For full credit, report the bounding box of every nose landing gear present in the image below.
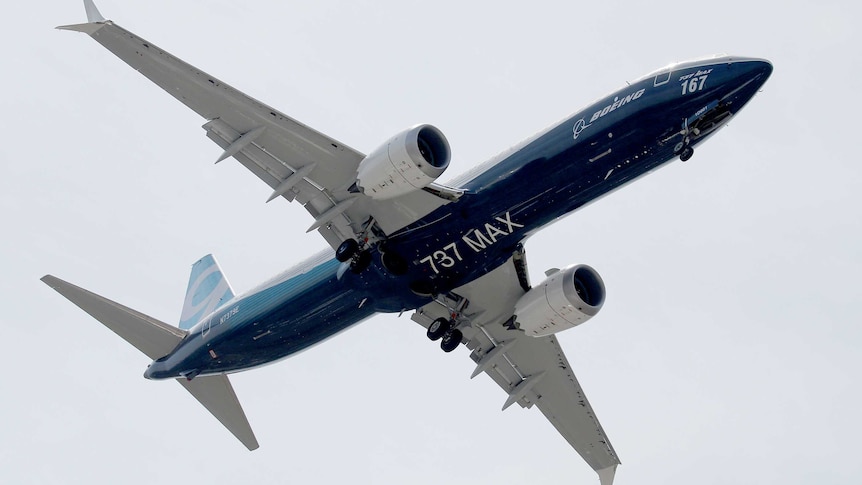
[670,100,733,163]
[673,121,699,162]
[677,145,694,162]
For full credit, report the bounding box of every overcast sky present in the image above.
[3,1,860,484]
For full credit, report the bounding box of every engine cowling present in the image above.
[514,264,606,337]
[356,124,450,200]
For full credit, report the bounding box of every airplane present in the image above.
[43,2,772,483]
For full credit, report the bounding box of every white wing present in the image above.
[59,13,454,249]
[412,252,620,485]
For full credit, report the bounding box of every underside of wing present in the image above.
[412,251,620,483]
[59,7,455,248]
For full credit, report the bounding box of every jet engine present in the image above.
[514,264,606,337]
[356,124,450,200]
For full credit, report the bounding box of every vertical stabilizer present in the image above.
[179,255,235,330]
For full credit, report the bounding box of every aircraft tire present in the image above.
[440,329,463,353]
[680,146,694,162]
[427,318,451,341]
[335,239,359,262]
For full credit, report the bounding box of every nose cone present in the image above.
[143,360,171,380]
[734,57,773,84]
[713,57,773,111]
[723,57,773,95]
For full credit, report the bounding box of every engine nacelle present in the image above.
[514,264,606,337]
[356,124,450,200]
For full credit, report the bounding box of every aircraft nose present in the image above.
[733,57,773,84]
[143,360,169,380]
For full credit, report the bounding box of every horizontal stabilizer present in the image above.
[177,375,259,450]
[41,275,186,360]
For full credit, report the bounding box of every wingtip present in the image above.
[57,0,107,33]
[56,22,104,34]
[40,274,60,287]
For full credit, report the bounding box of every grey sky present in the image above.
[3,1,860,484]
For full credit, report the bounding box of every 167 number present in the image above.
[681,75,708,95]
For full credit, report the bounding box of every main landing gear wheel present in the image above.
[426,318,451,341]
[335,239,359,262]
[440,329,463,353]
[679,146,694,162]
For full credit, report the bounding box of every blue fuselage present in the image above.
[145,57,772,380]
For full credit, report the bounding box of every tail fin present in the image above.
[41,275,186,359]
[179,255,235,330]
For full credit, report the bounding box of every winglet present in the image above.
[597,465,617,485]
[84,0,105,22]
[57,0,107,33]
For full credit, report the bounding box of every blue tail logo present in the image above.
[179,255,235,330]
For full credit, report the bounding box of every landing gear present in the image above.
[336,238,372,273]
[335,239,359,262]
[679,146,694,162]
[425,317,462,352]
[440,329,463,353]
[674,139,694,162]
[426,318,451,341]
[420,294,469,352]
